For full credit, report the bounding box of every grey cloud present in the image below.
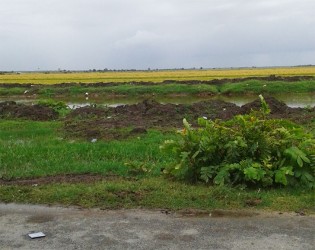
[0,0,314,70]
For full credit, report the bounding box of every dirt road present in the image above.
[0,203,314,250]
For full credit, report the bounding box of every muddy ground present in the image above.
[0,101,58,121]
[64,97,314,140]
[1,97,314,140]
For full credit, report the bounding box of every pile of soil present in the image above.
[241,96,315,122]
[64,97,314,140]
[1,98,313,139]
[0,101,58,121]
[64,99,242,139]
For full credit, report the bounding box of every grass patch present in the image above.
[0,120,175,179]
[220,80,315,94]
[0,177,313,213]
[0,87,27,96]
[62,84,218,96]
[0,119,314,212]
[1,80,314,98]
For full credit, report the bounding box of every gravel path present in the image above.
[0,203,314,250]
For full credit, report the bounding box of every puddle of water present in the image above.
[1,93,314,108]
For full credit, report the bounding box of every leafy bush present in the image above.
[161,96,315,188]
[37,99,69,116]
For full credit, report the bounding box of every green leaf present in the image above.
[174,164,181,170]
[259,95,271,115]
[192,150,200,160]
[304,172,314,182]
[214,168,229,186]
[275,170,287,185]
[198,117,207,127]
[244,167,258,180]
[200,167,215,183]
[284,146,311,167]
[183,118,190,130]
[300,154,311,164]
[297,156,303,167]
[275,167,293,185]
[243,165,265,181]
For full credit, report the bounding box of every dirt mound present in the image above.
[64,98,314,140]
[241,96,315,123]
[0,101,58,121]
[64,100,242,139]
[241,96,289,114]
[66,106,109,119]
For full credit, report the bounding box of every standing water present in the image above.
[0,93,314,109]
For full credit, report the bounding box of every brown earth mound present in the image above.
[64,98,314,140]
[1,98,312,139]
[241,96,315,122]
[64,99,242,139]
[0,101,58,121]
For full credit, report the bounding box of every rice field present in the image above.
[1,66,315,84]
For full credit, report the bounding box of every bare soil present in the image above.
[64,97,315,140]
[1,97,313,139]
[0,101,58,121]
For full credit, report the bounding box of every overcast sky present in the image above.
[1,0,314,70]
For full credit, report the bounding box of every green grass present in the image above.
[0,87,27,96]
[220,80,315,94]
[0,178,313,212]
[0,120,175,179]
[0,119,314,213]
[0,84,218,97]
[63,84,218,96]
[1,80,314,98]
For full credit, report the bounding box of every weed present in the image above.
[161,96,315,188]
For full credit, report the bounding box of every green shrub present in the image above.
[37,99,69,116]
[161,96,315,188]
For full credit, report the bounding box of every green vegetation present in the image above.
[1,80,314,98]
[220,80,315,94]
[0,118,314,212]
[36,100,69,116]
[0,87,26,96]
[161,96,315,188]
[62,84,218,96]
[0,178,313,212]
[0,121,174,179]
